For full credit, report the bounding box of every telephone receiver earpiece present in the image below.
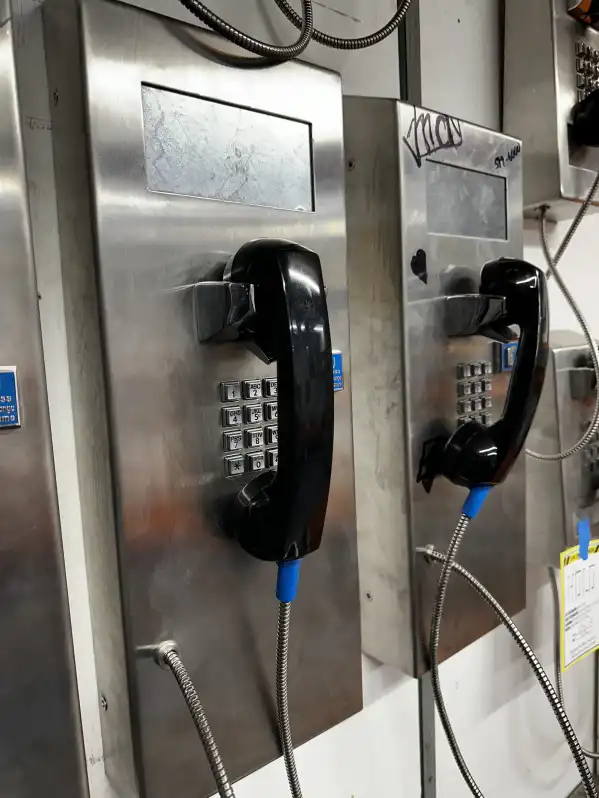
[419,258,549,490]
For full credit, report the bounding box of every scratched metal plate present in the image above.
[141,85,314,211]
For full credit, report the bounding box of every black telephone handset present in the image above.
[422,258,549,490]
[224,240,334,562]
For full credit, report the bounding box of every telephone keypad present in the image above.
[220,374,278,477]
[456,359,495,428]
[243,380,262,400]
[224,455,245,476]
[221,381,242,402]
[576,40,599,100]
[265,401,278,421]
[222,406,243,427]
[245,428,264,449]
[264,377,278,397]
[223,431,244,451]
[247,452,266,472]
[245,404,264,424]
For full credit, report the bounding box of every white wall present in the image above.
[36,1,598,797]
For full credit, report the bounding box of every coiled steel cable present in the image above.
[526,174,599,461]
[422,522,598,798]
[163,648,236,798]
[272,0,413,50]
[174,0,314,61]
[548,565,599,760]
[277,601,302,798]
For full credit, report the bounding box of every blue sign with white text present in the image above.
[0,369,20,428]
[333,351,343,392]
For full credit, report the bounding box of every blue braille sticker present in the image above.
[332,351,343,392]
[0,368,20,429]
[501,342,519,372]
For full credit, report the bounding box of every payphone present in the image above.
[528,331,599,565]
[344,97,533,674]
[505,0,599,219]
[35,0,361,796]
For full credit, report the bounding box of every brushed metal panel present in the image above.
[0,3,87,795]
[504,0,599,220]
[527,330,599,567]
[141,86,314,211]
[43,1,361,796]
[346,97,525,674]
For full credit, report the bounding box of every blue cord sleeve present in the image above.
[276,560,301,602]
[462,486,493,519]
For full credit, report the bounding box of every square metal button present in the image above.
[484,380,492,392]
[247,451,265,472]
[243,380,262,400]
[264,377,278,398]
[266,448,278,468]
[472,398,483,412]
[484,397,492,409]
[266,425,278,445]
[222,406,243,427]
[223,430,244,452]
[224,455,245,477]
[245,427,264,449]
[265,401,278,421]
[473,381,483,394]
[483,362,493,375]
[221,381,242,402]
[244,404,263,424]
[458,364,472,379]
[472,363,482,377]
[458,382,473,397]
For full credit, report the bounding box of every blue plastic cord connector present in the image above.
[276,560,301,603]
[462,485,493,519]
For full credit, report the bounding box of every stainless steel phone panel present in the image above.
[505,0,599,219]
[44,0,361,795]
[0,3,86,794]
[528,331,599,566]
[346,97,525,674]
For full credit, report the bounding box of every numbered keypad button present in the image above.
[223,431,244,452]
[244,404,263,424]
[222,406,242,427]
[247,452,265,472]
[245,428,264,449]
[265,401,278,421]
[243,380,262,400]
[264,377,278,397]
[221,381,242,402]
[224,455,245,476]
[266,425,278,445]
[266,448,278,468]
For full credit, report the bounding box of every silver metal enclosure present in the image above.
[345,98,525,675]
[504,0,599,220]
[40,0,362,796]
[0,1,86,794]
[527,331,599,567]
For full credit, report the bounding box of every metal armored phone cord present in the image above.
[151,641,236,798]
[153,560,303,798]
[425,487,598,798]
[526,171,599,461]
[548,565,599,760]
[172,0,412,61]
[174,0,314,61]
[276,560,303,798]
[272,0,413,50]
